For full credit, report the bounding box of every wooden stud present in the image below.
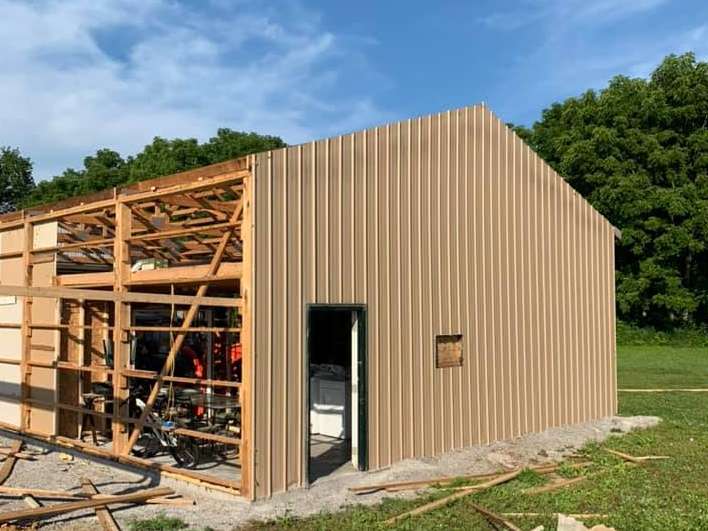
[112,202,131,454]
[20,219,32,432]
[239,169,254,499]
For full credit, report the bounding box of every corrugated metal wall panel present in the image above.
[252,104,617,498]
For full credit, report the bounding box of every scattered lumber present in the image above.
[0,484,193,507]
[469,502,522,531]
[0,448,37,461]
[384,469,522,526]
[81,478,120,531]
[0,485,86,500]
[0,442,22,485]
[604,449,669,464]
[0,486,173,524]
[351,461,591,495]
[524,475,588,495]
[148,495,196,507]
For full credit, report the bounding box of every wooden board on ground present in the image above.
[81,478,120,531]
[470,502,522,531]
[351,461,591,495]
[384,469,522,526]
[524,475,587,495]
[0,441,22,485]
[0,486,173,524]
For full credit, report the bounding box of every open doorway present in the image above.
[306,305,366,484]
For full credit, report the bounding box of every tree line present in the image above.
[1,53,706,330]
[0,129,285,212]
[515,53,707,329]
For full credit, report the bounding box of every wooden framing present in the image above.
[0,160,252,496]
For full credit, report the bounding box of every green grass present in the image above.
[618,345,708,388]
[241,345,708,530]
[129,514,189,531]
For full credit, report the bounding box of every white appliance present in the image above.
[310,375,351,439]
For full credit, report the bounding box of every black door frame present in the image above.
[304,304,368,486]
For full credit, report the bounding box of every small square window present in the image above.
[435,334,463,368]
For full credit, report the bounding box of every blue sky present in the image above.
[1,0,707,180]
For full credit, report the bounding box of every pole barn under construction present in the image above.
[0,104,617,500]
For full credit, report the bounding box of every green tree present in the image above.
[0,147,35,213]
[24,149,128,207]
[22,130,285,208]
[517,53,708,328]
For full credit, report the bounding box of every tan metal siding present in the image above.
[252,104,617,498]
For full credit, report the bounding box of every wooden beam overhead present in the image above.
[0,284,242,308]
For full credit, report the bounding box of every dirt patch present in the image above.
[0,415,659,529]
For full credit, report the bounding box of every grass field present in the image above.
[243,346,708,531]
[131,346,708,530]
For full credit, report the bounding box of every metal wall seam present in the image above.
[480,107,490,444]
[405,119,415,459]
[462,108,472,447]
[521,135,531,435]
[503,124,514,439]
[415,118,424,456]
[371,127,380,468]
[510,128,520,437]
[297,145,304,485]
[394,121,403,463]
[424,115,434,456]
[252,104,616,498]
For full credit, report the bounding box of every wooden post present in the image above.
[112,201,131,453]
[20,218,33,431]
[239,169,254,499]
[122,197,244,455]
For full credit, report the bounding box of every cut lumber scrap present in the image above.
[0,485,85,500]
[0,448,36,461]
[148,495,195,506]
[604,449,668,463]
[470,502,521,531]
[80,478,120,531]
[0,441,22,485]
[524,475,587,495]
[0,486,173,524]
[351,462,591,495]
[618,388,708,393]
[22,495,41,509]
[604,449,641,464]
[0,485,191,507]
[384,469,522,526]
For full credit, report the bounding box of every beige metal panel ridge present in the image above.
[251,104,617,498]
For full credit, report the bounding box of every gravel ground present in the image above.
[0,415,659,530]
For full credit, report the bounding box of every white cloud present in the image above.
[0,0,388,180]
[480,0,668,31]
